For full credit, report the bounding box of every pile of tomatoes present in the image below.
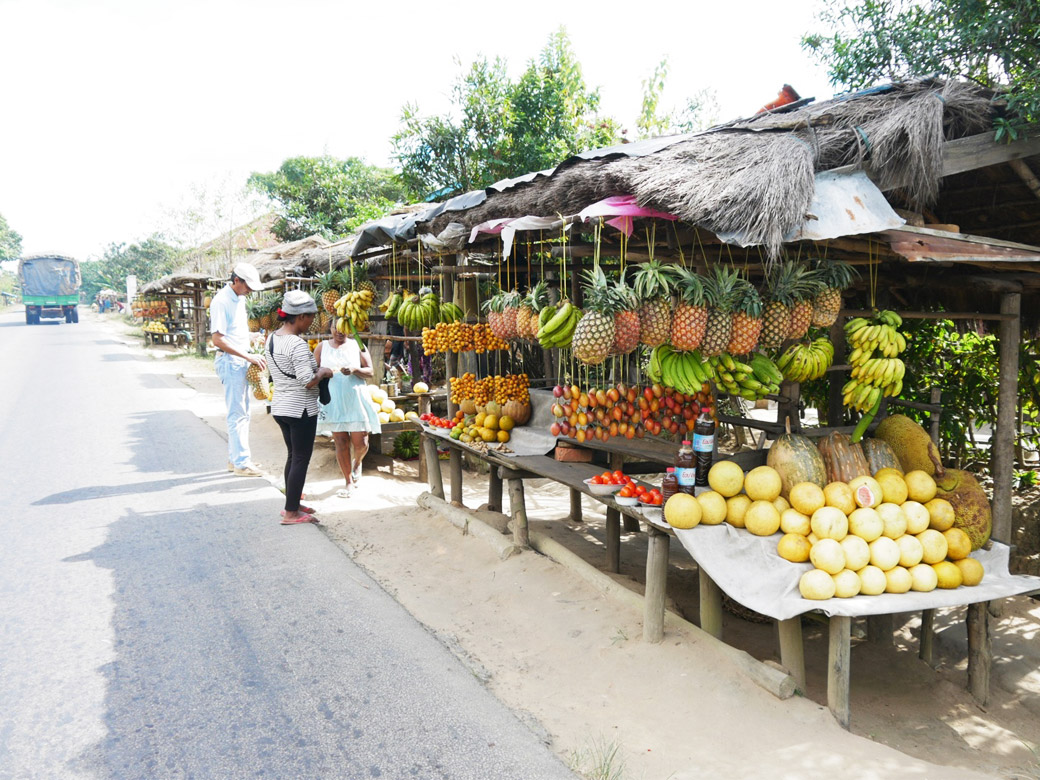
[420,413,455,429]
[588,470,664,506]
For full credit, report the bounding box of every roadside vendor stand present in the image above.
[350,81,1040,726]
[135,273,214,354]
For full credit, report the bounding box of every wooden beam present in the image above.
[1008,158,1040,202]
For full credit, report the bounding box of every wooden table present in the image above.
[418,425,1020,729]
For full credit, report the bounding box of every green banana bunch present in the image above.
[384,291,404,318]
[439,301,464,324]
[777,338,835,383]
[648,345,715,395]
[536,301,581,348]
[706,350,782,401]
[843,309,907,411]
[396,291,441,331]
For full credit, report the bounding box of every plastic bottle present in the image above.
[693,410,716,487]
[675,440,696,495]
[661,467,680,503]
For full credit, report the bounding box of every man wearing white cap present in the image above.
[210,263,267,476]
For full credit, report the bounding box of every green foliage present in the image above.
[392,28,623,201]
[802,0,1040,134]
[248,156,407,242]
[80,235,181,302]
[0,212,23,264]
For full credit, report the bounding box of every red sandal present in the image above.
[280,513,318,525]
[281,506,316,516]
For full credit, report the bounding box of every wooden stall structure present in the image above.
[335,78,1040,725]
[135,273,215,354]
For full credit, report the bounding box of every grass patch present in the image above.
[569,736,627,780]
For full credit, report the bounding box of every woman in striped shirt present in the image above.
[266,290,333,525]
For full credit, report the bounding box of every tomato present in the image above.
[634,485,647,496]
[600,471,613,482]
[612,469,625,481]
[589,476,602,485]
[652,494,663,506]
[618,486,633,498]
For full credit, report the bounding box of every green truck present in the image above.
[19,254,81,324]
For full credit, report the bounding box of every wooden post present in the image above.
[778,380,801,434]
[928,388,942,444]
[569,488,583,523]
[967,601,992,705]
[643,528,669,643]
[507,478,529,548]
[919,609,936,667]
[449,448,463,506]
[422,434,444,498]
[698,569,723,639]
[777,618,806,693]
[827,318,846,426]
[867,614,893,645]
[828,615,852,729]
[488,467,503,512]
[991,292,1020,545]
[605,506,621,573]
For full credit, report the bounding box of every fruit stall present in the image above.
[134,273,215,353]
[339,80,1040,724]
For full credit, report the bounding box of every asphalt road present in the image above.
[0,312,575,780]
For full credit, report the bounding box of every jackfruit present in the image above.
[874,415,945,478]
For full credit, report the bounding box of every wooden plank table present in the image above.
[418,425,1015,729]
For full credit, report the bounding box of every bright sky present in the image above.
[1,0,835,261]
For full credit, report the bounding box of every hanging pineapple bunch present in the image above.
[665,265,708,352]
[727,277,763,356]
[316,271,344,316]
[246,298,262,332]
[609,278,641,355]
[701,266,742,357]
[758,261,800,350]
[307,291,326,334]
[786,264,823,340]
[630,259,673,348]
[571,266,617,366]
[516,281,549,341]
[811,260,857,327]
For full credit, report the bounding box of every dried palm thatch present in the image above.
[422,79,995,259]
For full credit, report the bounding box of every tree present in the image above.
[80,235,181,301]
[635,58,721,139]
[248,156,407,242]
[392,28,623,201]
[802,0,1040,138]
[0,212,23,264]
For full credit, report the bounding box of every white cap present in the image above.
[232,263,262,291]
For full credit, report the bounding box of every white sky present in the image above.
[1,0,836,261]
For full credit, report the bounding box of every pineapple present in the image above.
[316,271,343,315]
[610,280,641,355]
[257,295,277,331]
[631,259,673,348]
[500,290,522,340]
[811,260,857,327]
[246,298,261,333]
[516,282,548,341]
[665,266,708,352]
[701,266,741,356]
[727,278,763,355]
[349,262,377,299]
[786,264,823,340]
[759,262,800,350]
[572,267,616,366]
[483,291,518,341]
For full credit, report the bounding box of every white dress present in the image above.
[316,339,381,434]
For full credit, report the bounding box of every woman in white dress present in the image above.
[315,321,381,497]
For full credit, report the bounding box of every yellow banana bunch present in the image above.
[334,289,375,332]
[777,338,834,383]
[842,310,907,411]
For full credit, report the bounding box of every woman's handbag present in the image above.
[318,377,332,405]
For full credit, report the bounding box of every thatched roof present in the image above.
[138,272,212,295]
[249,234,332,280]
[416,79,994,257]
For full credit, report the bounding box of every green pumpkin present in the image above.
[766,433,827,499]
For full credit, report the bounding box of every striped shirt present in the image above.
[267,333,320,418]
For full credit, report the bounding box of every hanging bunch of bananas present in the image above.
[777,337,835,382]
[708,351,784,401]
[646,344,715,395]
[841,310,907,412]
[396,288,440,331]
[439,301,464,323]
[536,300,582,348]
[334,287,375,333]
[379,289,407,319]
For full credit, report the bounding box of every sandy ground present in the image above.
[111,313,1040,780]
